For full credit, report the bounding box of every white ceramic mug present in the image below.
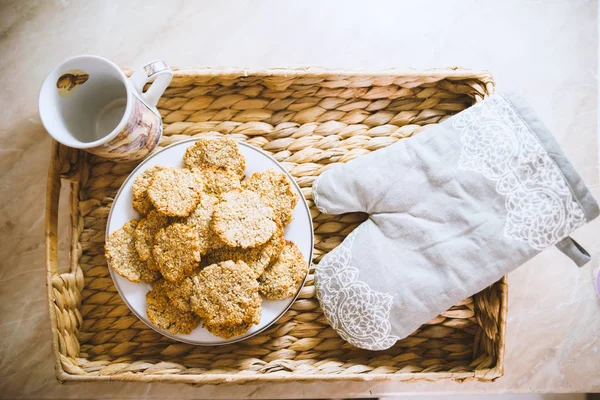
[39,55,173,161]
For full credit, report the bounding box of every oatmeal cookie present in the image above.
[183,137,246,178]
[242,169,298,226]
[204,307,262,339]
[192,166,241,196]
[132,165,166,215]
[205,218,284,278]
[162,274,195,312]
[147,168,203,217]
[259,240,307,300]
[153,223,202,282]
[184,194,222,255]
[105,220,161,283]
[134,210,170,271]
[146,279,200,334]
[190,260,261,326]
[212,190,277,248]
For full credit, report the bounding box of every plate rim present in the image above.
[105,137,314,346]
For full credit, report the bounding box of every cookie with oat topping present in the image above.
[184,194,222,255]
[105,220,161,283]
[162,273,198,312]
[183,137,246,178]
[152,223,201,282]
[259,240,307,300]
[134,210,170,271]
[146,279,200,334]
[147,168,203,217]
[212,190,277,249]
[132,165,166,215]
[241,169,298,226]
[205,218,284,278]
[204,307,262,339]
[192,166,241,196]
[190,260,262,326]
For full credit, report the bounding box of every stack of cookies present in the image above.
[105,138,308,339]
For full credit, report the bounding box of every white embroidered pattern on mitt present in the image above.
[315,228,399,350]
[454,95,586,250]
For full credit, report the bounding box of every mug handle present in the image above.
[130,60,173,108]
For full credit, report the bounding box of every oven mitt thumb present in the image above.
[313,92,599,351]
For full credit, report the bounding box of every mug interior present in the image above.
[39,56,130,148]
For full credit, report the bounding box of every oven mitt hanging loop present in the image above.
[313,92,598,351]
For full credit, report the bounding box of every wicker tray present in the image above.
[46,67,507,384]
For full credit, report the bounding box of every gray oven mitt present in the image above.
[313,92,599,350]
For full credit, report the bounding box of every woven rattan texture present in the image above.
[46,69,506,384]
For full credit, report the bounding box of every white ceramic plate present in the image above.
[106,138,314,345]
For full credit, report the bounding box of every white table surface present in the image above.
[0,0,598,397]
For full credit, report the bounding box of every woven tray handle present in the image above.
[45,140,85,364]
[46,141,81,275]
[46,141,62,276]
